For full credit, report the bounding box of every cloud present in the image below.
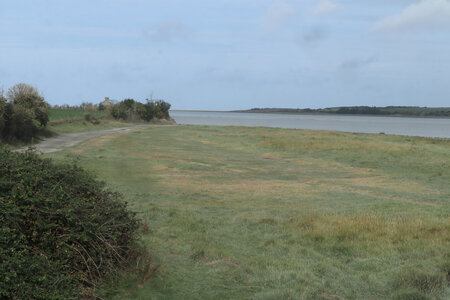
[372,0,450,32]
[339,57,377,70]
[313,0,342,16]
[264,0,296,32]
[143,19,194,42]
[299,26,329,46]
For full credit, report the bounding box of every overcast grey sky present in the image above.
[1,0,449,109]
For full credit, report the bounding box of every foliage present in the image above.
[243,106,450,117]
[110,98,171,122]
[336,106,382,114]
[0,91,6,136]
[0,148,140,299]
[0,83,50,142]
[7,83,49,127]
[48,108,107,123]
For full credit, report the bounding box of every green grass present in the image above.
[45,125,450,299]
[47,118,136,134]
[2,118,135,150]
[47,108,122,134]
[48,108,108,121]
[46,108,172,134]
[5,108,170,149]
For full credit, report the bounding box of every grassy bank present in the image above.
[47,108,174,134]
[45,126,450,299]
[48,108,108,121]
[47,108,125,134]
[47,118,135,134]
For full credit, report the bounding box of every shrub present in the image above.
[7,83,49,127]
[110,98,171,122]
[8,104,38,141]
[153,100,171,119]
[110,99,139,121]
[0,93,6,135]
[1,83,49,142]
[139,101,156,121]
[0,148,140,299]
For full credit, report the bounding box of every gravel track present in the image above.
[15,125,149,154]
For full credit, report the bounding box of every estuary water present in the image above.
[171,110,450,138]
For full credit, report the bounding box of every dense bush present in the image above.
[0,148,140,299]
[0,94,7,135]
[110,98,171,122]
[0,83,49,142]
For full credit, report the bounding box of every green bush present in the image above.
[0,94,6,135]
[138,99,171,121]
[153,100,171,119]
[7,83,49,128]
[8,104,39,141]
[0,83,49,142]
[110,98,171,122]
[0,148,140,299]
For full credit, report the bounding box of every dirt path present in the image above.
[15,125,149,154]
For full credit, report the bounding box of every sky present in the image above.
[1,0,449,110]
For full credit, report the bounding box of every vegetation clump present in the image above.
[241,106,450,117]
[110,98,171,122]
[0,83,49,142]
[0,147,140,299]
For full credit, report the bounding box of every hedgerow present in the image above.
[0,147,140,299]
[110,98,171,122]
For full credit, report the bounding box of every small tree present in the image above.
[7,83,49,127]
[0,90,6,135]
[139,101,156,121]
[155,100,171,119]
[110,98,171,122]
[6,83,40,101]
[1,83,50,142]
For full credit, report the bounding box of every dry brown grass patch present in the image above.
[288,213,450,245]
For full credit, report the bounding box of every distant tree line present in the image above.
[335,106,382,115]
[52,98,172,122]
[110,98,171,121]
[0,83,49,142]
[241,106,450,117]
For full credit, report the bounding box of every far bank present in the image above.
[170,110,450,139]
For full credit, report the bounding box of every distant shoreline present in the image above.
[171,107,450,119]
[232,107,450,118]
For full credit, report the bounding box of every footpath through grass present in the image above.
[47,108,127,134]
[47,118,134,134]
[46,125,450,299]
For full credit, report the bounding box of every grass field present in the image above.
[45,108,143,135]
[45,125,450,299]
[46,118,135,134]
[46,108,173,134]
[48,108,108,121]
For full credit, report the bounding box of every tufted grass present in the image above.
[45,125,450,299]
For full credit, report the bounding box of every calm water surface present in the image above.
[171,110,450,138]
